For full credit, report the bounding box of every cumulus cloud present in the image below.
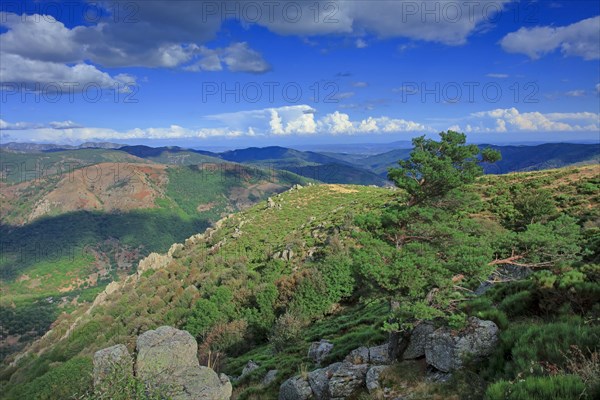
[0,105,431,142]
[500,16,600,60]
[1,0,511,80]
[0,53,136,90]
[221,42,271,73]
[451,108,600,133]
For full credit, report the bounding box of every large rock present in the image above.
[366,365,388,394]
[328,362,368,398]
[345,344,392,365]
[262,369,279,386]
[135,326,232,400]
[425,318,499,372]
[279,376,313,400]
[368,343,391,365]
[345,346,369,364]
[93,344,132,388]
[308,362,342,400]
[308,339,334,365]
[403,322,435,359]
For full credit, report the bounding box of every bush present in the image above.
[269,312,305,353]
[485,375,586,400]
[499,291,534,318]
[484,319,600,380]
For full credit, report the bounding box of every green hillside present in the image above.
[1,160,597,399]
[0,162,311,361]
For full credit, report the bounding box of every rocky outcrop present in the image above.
[137,252,172,276]
[279,376,313,400]
[328,362,369,398]
[93,344,132,388]
[94,326,231,400]
[280,341,393,399]
[403,321,435,359]
[425,317,499,372]
[308,339,334,365]
[345,343,391,365]
[366,365,388,394]
[308,362,342,399]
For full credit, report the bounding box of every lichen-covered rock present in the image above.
[135,326,232,399]
[279,376,313,400]
[403,322,435,359]
[366,365,388,393]
[241,360,260,379]
[345,346,370,364]
[308,339,334,365]
[425,318,499,372]
[328,362,368,398]
[93,344,132,388]
[345,344,392,365]
[368,343,391,365]
[262,369,278,386]
[308,362,342,399]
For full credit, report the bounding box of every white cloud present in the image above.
[0,54,136,90]
[566,90,585,97]
[49,120,83,130]
[355,38,368,48]
[352,82,368,88]
[452,108,600,132]
[0,105,431,142]
[500,16,600,60]
[221,42,271,73]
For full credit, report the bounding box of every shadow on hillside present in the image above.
[0,210,210,281]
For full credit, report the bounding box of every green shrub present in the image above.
[485,375,586,400]
[269,312,305,353]
[499,291,534,318]
[484,319,600,380]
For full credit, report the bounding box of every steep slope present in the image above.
[0,161,311,362]
[1,165,597,399]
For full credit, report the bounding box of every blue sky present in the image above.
[0,0,599,147]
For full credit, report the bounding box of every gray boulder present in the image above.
[368,343,391,365]
[241,360,260,379]
[366,365,388,393]
[279,376,313,400]
[403,322,435,359]
[308,362,342,400]
[425,318,499,372]
[262,369,278,386]
[93,344,132,388]
[308,339,334,365]
[345,344,392,365]
[328,362,368,398]
[135,326,232,400]
[345,346,369,364]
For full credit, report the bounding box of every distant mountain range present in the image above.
[1,142,598,185]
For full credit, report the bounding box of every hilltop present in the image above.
[1,163,598,399]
